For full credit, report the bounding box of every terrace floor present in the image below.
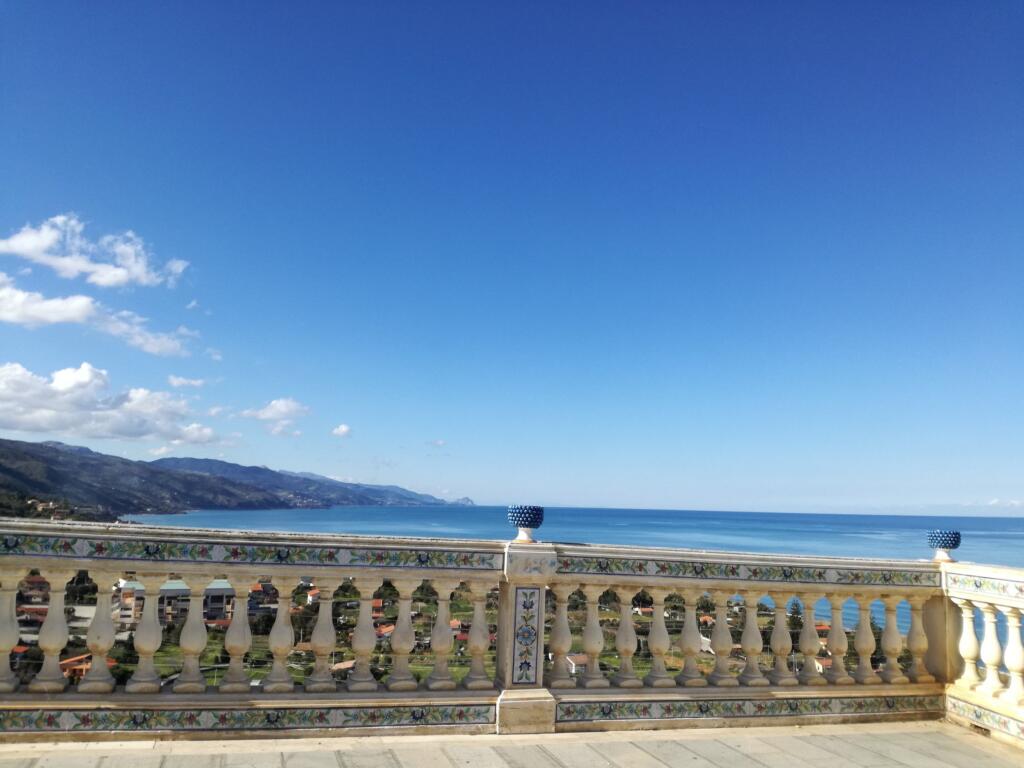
[0,721,1019,768]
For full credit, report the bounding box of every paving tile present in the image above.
[874,733,1018,768]
[441,746,509,768]
[282,753,341,768]
[490,745,560,768]
[35,757,104,768]
[337,750,400,768]
[538,743,619,768]
[390,745,453,768]
[675,739,754,768]
[590,741,670,768]
[632,739,720,768]
[223,753,283,768]
[161,757,222,768]
[99,756,165,768]
[0,760,38,768]
[789,735,895,767]
[833,733,960,768]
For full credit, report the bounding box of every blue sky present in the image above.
[1,3,1021,512]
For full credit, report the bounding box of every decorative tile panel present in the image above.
[556,555,939,588]
[0,533,502,571]
[512,586,541,684]
[945,572,1024,603]
[0,705,495,733]
[947,696,1024,743]
[556,695,943,723]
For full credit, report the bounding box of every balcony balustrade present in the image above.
[0,518,1020,749]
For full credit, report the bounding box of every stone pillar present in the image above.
[463,581,494,690]
[644,588,675,687]
[126,574,166,693]
[1000,607,1024,705]
[798,593,826,686]
[877,596,908,685]
[738,591,768,686]
[426,579,459,691]
[951,597,981,689]
[976,601,1004,695]
[676,589,707,686]
[349,576,384,692]
[580,583,609,688]
[28,569,75,693]
[547,583,576,689]
[768,593,797,686]
[305,578,341,693]
[387,578,420,692]
[708,590,738,686]
[79,573,118,693]
[173,574,209,693]
[906,595,934,683]
[611,587,641,687]
[853,594,882,685]
[825,593,854,685]
[262,576,296,693]
[219,574,254,693]
[0,568,28,693]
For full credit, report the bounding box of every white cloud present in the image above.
[149,445,173,457]
[428,439,446,447]
[242,397,308,436]
[168,375,205,388]
[207,405,226,417]
[0,214,188,288]
[0,361,217,444]
[987,498,1023,508]
[0,271,189,356]
[205,347,223,362]
[332,423,352,438]
[0,272,97,326]
[185,299,199,310]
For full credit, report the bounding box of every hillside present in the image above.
[0,438,470,518]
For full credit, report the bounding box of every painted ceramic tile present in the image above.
[945,572,1024,602]
[947,696,1024,742]
[512,586,541,684]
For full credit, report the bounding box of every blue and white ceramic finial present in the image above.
[507,505,544,543]
[926,529,961,562]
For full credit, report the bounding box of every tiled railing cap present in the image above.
[942,561,1024,608]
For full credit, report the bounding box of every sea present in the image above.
[126,505,1024,568]
[126,506,1023,636]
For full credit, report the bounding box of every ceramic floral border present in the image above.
[947,696,1024,743]
[945,572,1024,604]
[556,695,943,723]
[512,586,541,685]
[556,556,939,588]
[0,705,495,733]
[0,533,502,571]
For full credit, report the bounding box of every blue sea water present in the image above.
[126,505,1024,568]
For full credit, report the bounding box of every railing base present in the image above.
[946,688,1024,751]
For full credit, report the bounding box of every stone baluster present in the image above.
[611,587,641,687]
[28,569,75,693]
[853,594,881,684]
[1000,607,1024,704]
[708,590,738,686]
[548,583,577,688]
[878,596,908,684]
[463,581,494,690]
[951,597,981,689]
[219,575,254,693]
[348,576,383,691]
[768,593,797,686]
[79,573,118,693]
[580,584,609,688]
[173,574,210,693]
[644,588,675,687]
[675,589,707,686]
[126,574,167,693]
[305,578,341,693]
[976,601,1004,695]
[738,591,768,686]
[262,576,297,693]
[905,596,933,683]
[798,593,826,685]
[825,593,854,685]
[426,579,459,691]
[387,579,420,692]
[0,568,28,693]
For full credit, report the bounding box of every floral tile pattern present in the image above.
[945,572,1024,603]
[0,532,502,571]
[512,586,541,685]
[555,555,939,588]
[0,705,495,733]
[947,696,1024,742]
[556,695,943,722]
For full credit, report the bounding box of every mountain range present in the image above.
[0,437,472,519]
